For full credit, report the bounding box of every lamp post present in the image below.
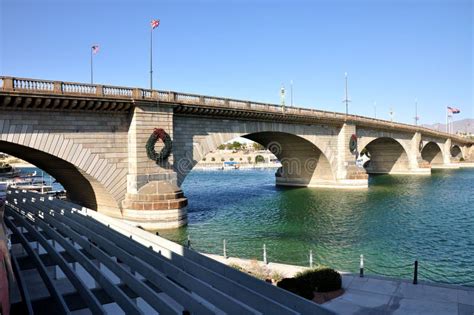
[343,72,351,115]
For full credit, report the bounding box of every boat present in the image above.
[221,161,240,170]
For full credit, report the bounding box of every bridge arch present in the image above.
[360,137,411,174]
[0,120,126,216]
[172,118,338,187]
[421,141,444,165]
[450,145,462,159]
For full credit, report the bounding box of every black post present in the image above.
[413,260,418,284]
[359,254,364,277]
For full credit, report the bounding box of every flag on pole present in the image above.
[447,106,460,114]
[91,45,100,54]
[151,19,160,29]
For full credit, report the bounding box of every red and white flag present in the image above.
[447,106,460,114]
[151,19,160,29]
[91,45,100,54]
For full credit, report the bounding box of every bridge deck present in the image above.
[5,190,333,314]
[1,76,471,145]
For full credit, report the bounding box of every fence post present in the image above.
[223,239,227,259]
[360,254,364,277]
[263,244,267,264]
[309,250,313,268]
[413,260,418,284]
[186,236,191,249]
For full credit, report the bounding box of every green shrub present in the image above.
[295,267,342,293]
[460,157,465,161]
[277,278,314,299]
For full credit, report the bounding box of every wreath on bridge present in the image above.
[146,128,172,163]
[349,134,358,154]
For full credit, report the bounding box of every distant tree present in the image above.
[211,157,216,162]
[247,156,252,163]
[253,142,265,151]
[255,155,265,163]
[230,157,234,161]
[202,157,206,161]
[217,144,226,150]
[239,157,243,161]
[221,158,225,162]
[232,141,242,150]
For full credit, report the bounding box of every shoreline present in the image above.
[203,252,474,292]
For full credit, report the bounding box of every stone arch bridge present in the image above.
[1,77,472,228]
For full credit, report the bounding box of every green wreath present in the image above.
[146,128,172,163]
[349,134,358,153]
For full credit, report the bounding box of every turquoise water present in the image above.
[159,168,474,286]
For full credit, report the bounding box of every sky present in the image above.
[1,0,472,125]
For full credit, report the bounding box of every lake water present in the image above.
[159,168,474,286]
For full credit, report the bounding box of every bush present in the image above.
[460,157,465,161]
[277,278,314,299]
[295,268,342,293]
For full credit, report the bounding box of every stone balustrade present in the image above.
[1,76,471,144]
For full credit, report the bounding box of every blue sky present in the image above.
[1,0,472,125]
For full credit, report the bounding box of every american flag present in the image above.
[91,45,99,54]
[151,19,160,29]
[447,106,460,114]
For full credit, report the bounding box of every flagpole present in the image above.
[446,108,448,133]
[90,47,93,84]
[150,26,153,90]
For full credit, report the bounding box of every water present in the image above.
[159,168,474,286]
[17,167,65,192]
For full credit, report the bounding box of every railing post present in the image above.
[263,244,267,264]
[309,250,313,268]
[96,85,103,97]
[199,96,205,104]
[224,99,230,107]
[186,235,191,249]
[53,81,62,93]
[246,101,251,109]
[2,77,13,91]
[169,92,176,102]
[132,88,141,99]
[413,260,418,284]
[223,239,227,259]
[360,254,364,277]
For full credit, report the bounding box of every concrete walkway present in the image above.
[325,274,474,315]
[205,253,474,315]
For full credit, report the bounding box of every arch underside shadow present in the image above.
[0,141,119,212]
[421,142,443,165]
[451,145,462,159]
[362,137,410,174]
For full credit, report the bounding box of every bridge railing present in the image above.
[1,76,470,143]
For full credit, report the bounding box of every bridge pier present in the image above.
[121,103,188,229]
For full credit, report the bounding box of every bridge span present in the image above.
[1,76,472,228]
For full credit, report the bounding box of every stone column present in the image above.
[121,102,187,229]
[408,132,430,174]
[335,123,368,188]
[443,138,452,165]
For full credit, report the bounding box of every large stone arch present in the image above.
[172,117,338,187]
[421,141,444,165]
[450,144,462,160]
[0,115,128,216]
[359,137,411,174]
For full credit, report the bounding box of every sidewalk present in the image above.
[205,253,474,315]
[325,274,474,315]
